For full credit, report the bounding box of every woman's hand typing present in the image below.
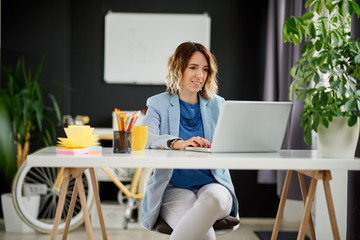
[172,136,211,150]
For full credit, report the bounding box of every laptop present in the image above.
[185,101,292,153]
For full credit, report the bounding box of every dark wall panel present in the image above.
[1,0,278,218]
[70,0,268,127]
[1,0,71,112]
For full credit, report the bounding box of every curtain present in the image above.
[347,1,360,238]
[258,0,310,200]
[261,0,360,237]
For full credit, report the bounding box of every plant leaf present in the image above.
[320,66,331,73]
[311,1,319,14]
[282,25,292,43]
[286,18,299,34]
[322,117,329,128]
[310,22,316,38]
[317,1,324,14]
[327,53,333,64]
[355,55,360,64]
[347,0,354,15]
[32,100,44,131]
[320,91,329,106]
[339,81,346,96]
[339,0,346,16]
[290,66,297,78]
[351,0,360,16]
[313,115,320,130]
[33,56,44,82]
[331,32,339,47]
[331,109,343,116]
[302,12,314,20]
[298,77,305,85]
[314,73,320,84]
[320,21,327,41]
[49,94,61,123]
[305,0,316,8]
[315,40,322,52]
[304,122,313,145]
[348,115,358,126]
[345,99,356,111]
[289,81,296,101]
[330,79,340,89]
[305,73,315,84]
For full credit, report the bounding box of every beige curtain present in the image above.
[258,0,309,199]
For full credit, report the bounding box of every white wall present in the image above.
[314,170,347,239]
[282,171,347,239]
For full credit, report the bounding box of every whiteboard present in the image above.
[104,12,211,85]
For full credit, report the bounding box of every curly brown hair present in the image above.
[165,42,218,100]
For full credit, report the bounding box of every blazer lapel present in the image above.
[168,95,180,137]
[199,96,212,141]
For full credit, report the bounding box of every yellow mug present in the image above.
[131,126,148,151]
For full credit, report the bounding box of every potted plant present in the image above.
[0,56,62,232]
[0,56,61,171]
[282,0,360,156]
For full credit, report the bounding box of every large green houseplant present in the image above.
[0,57,61,180]
[283,0,360,146]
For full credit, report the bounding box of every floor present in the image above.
[0,218,300,240]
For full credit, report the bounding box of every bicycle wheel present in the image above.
[12,163,95,233]
[122,168,153,229]
[138,168,153,195]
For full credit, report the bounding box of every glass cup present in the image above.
[131,126,148,151]
[113,131,132,153]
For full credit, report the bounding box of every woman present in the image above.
[141,42,239,240]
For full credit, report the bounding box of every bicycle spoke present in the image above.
[73,200,82,213]
[13,166,94,233]
[36,168,55,185]
[45,168,55,184]
[39,193,57,219]
[25,172,48,185]
[25,168,53,187]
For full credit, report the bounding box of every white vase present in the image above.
[317,117,360,158]
[1,193,40,232]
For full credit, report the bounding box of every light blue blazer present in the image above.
[140,92,239,230]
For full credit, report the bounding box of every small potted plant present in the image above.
[0,56,62,232]
[282,0,360,157]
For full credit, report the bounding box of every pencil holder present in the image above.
[113,131,132,153]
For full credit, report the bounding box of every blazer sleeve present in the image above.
[142,95,179,149]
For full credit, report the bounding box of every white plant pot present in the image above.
[317,117,360,158]
[1,193,40,232]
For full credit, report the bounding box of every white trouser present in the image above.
[159,183,233,240]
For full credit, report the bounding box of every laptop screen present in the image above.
[209,101,292,153]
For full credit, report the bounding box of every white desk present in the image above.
[26,147,360,240]
[27,147,360,170]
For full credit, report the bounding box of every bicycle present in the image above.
[12,160,95,233]
[99,167,153,229]
[12,114,152,233]
[12,156,153,233]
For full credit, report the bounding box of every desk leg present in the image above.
[89,168,108,240]
[298,172,316,240]
[62,180,79,240]
[51,168,71,240]
[74,171,94,240]
[271,170,293,240]
[297,177,317,240]
[323,171,340,240]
